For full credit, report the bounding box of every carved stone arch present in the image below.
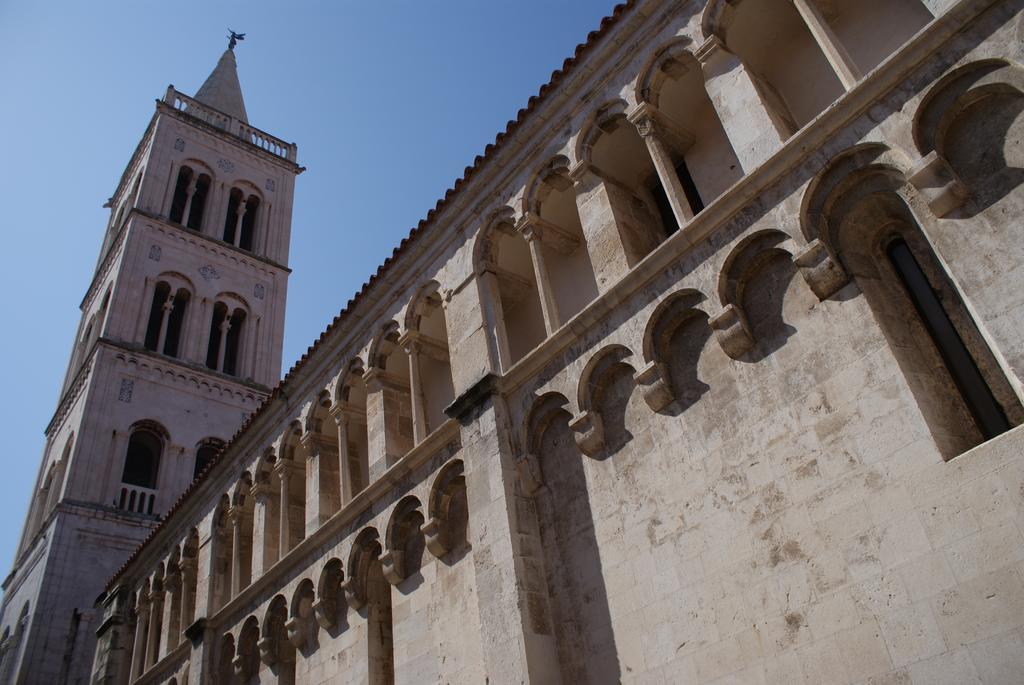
[473,206,518,271]
[313,558,344,629]
[403,280,441,332]
[335,358,367,404]
[181,158,216,182]
[259,594,290,666]
[279,420,303,463]
[636,289,710,412]
[216,632,235,684]
[914,59,1024,158]
[253,447,277,484]
[381,496,426,584]
[129,419,170,444]
[302,389,332,435]
[286,578,315,649]
[570,344,638,457]
[519,393,574,496]
[155,270,198,294]
[422,459,468,556]
[636,35,698,108]
[574,99,630,168]
[213,291,252,316]
[700,0,733,41]
[524,155,573,216]
[233,178,265,203]
[342,528,382,611]
[234,615,260,679]
[230,471,253,508]
[368,321,402,370]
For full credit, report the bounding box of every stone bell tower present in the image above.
[0,40,302,684]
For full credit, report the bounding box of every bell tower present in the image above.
[0,41,301,684]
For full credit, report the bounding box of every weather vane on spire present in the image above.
[228,30,245,50]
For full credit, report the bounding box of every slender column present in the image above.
[155,296,174,354]
[191,299,210,363]
[696,37,789,172]
[401,336,429,444]
[179,557,196,637]
[160,571,182,655]
[179,180,198,226]
[145,588,164,668]
[129,599,149,681]
[518,223,561,334]
[791,0,861,89]
[274,461,293,555]
[477,269,513,372]
[331,406,355,503]
[629,104,694,228]
[249,484,271,577]
[301,433,340,535]
[229,507,243,597]
[232,200,248,246]
[216,317,231,372]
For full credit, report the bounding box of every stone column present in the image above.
[570,162,662,291]
[628,103,695,229]
[216,316,231,373]
[229,507,244,597]
[696,37,789,173]
[128,598,149,681]
[518,222,561,335]
[330,406,356,504]
[190,298,210,364]
[145,587,164,668]
[160,571,182,655]
[249,483,274,577]
[180,179,198,226]
[476,269,513,372]
[155,296,174,354]
[791,0,861,89]
[179,557,197,637]
[233,200,248,246]
[399,334,430,444]
[274,460,294,555]
[363,369,413,481]
[301,432,340,536]
[446,379,560,681]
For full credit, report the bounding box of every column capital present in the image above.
[329,401,366,425]
[515,212,581,255]
[398,330,450,362]
[362,367,410,393]
[695,35,730,65]
[299,431,337,458]
[625,102,695,152]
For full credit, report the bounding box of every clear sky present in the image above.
[0,1,616,568]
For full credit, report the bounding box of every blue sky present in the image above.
[0,1,615,567]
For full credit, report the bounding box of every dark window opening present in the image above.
[650,181,678,237]
[239,196,259,251]
[676,158,704,216]
[144,282,171,352]
[887,238,1010,440]
[169,167,193,224]
[121,429,162,489]
[193,441,223,480]
[223,188,243,244]
[223,309,246,376]
[163,289,190,358]
[206,302,228,370]
[186,174,211,230]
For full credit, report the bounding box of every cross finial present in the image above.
[228,30,246,50]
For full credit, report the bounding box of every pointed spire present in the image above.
[194,47,249,123]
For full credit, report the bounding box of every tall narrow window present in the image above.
[169,167,194,224]
[223,309,246,376]
[121,429,162,489]
[206,303,228,371]
[186,174,211,230]
[886,238,1010,440]
[163,289,190,358]
[222,188,243,244]
[144,282,171,352]
[676,158,704,216]
[239,196,259,251]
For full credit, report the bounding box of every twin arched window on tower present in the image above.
[223,188,259,251]
[144,281,190,358]
[206,302,247,377]
[169,166,211,230]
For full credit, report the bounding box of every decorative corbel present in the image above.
[257,636,277,666]
[633,360,675,412]
[311,597,337,630]
[420,517,450,558]
[709,304,754,359]
[379,550,405,586]
[793,239,848,300]
[515,452,544,497]
[341,577,365,611]
[907,151,969,217]
[568,410,605,457]
[284,617,304,649]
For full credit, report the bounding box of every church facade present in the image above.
[9,0,1024,683]
[0,47,301,684]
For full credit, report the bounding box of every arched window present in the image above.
[144,283,190,357]
[121,428,162,490]
[223,190,260,251]
[168,166,211,230]
[240,195,259,251]
[193,439,224,480]
[222,188,243,244]
[206,304,247,376]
